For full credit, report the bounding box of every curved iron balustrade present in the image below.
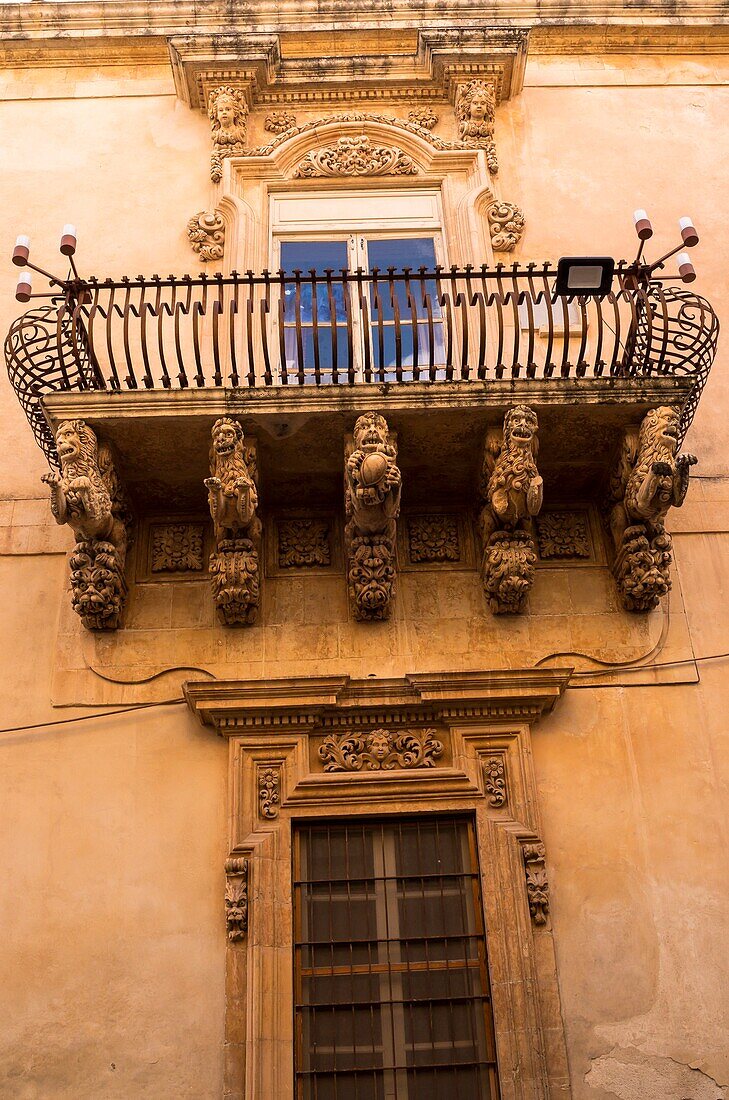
[5,266,719,467]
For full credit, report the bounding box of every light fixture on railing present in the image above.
[554,256,615,297]
[630,209,700,283]
[11,225,81,301]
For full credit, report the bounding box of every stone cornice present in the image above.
[184,668,573,732]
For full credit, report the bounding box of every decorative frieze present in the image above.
[42,420,133,631]
[487,201,525,252]
[606,406,695,611]
[344,412,401,620]
[407,107,438,130]
[484,755,508,807]
[294,136,417,178]
[242,113,460,160]
[535,511,591,560]
[209,84,248,182]
[257,765,281,819]
[456,80,498,174]
[407,514,460,563]
[265,110,296,133]
[224,856,249,941]
[186,211,225,263]
[318,728,444,772]
[277,519,331,569]
[478,406,542,614]
[151,523,205,573]
[205,418,261,624]
[522,842,550,927]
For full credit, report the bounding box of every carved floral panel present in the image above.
[318,728,444,772]
[535,511,592,560]
[150,523,205,573]
[278,519,331,569]
[294,136,418,178]
[407,514,460,564]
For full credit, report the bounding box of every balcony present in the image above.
[4,263,718,518]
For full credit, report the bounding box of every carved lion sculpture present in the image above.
[345,411,401,540]
[607,405,696,612]
[204,418,260,542]
[42,420,128,550]
[478,405,542,615]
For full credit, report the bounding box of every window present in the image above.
[272,190,447,381]
[293,815,500,1100]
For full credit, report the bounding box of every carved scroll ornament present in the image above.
[319,728,444,772]
[478,406,542,614]
[204,418,261,625]
[294,136,417,178]
[257,766,281,819]
[42,420,132,630]
[186,211,225,263]
[456,80,498,174]
[606,405,696,611]
[484,756,508,807]
[344,412,401,620]
[523,842,550,926]
[224,856,249,941]
[209,85,248,182]
[487,201,525,252]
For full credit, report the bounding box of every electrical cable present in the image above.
[0,697,186,736]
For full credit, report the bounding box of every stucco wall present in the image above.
[1,44,728,1100]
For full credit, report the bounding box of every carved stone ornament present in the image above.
[456,80,498,174]
[344,412,401,620]
[204,418,261,624]
[294,136,417,178]
[319,728,444,772]
[277,519,331,569]
[257,765,280,820]
[42,420,133,631]
[186,211,225,263]
[484,756,508,807]
[224,856,249,941]
[487,201,525,252]
[265,110,297,133]
[536,512,591,560]
[407,107,438,130]
[242,113,462,160]
[523,842,550,927]
[605,405,696,612]
[209,84,248,182]
[408,514,460,563]
[151,523,204,572]
[478,406,542,614]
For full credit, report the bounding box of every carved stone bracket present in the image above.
[42,420,133,631]
[486,200,525,252]
[205,418,261,625]
[605,405,695,612]
[294,136,417,178]
[319,728,444,772]
[484,755,508,807]
[344,412,401,621]
[257,765,281,819]
[478,406,542,614]
[522,841,550,927]
[224,856,249,941]
[186,211,225,262]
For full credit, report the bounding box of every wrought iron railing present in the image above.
[5,265,719,466]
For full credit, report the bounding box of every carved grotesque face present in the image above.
[366,730,391,760]
[56,421,82,464]
[354,414,388,450]
[212,420,240,457]
[654,407,680,455]
[505,406,538,448]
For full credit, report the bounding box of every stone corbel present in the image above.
[224,856,249,941]
[204,418,261,625]
[478,405,542,614]
[486,200,525,252]
[344,412,401,621]
[42,420,133,631]
[522,841,550,927]
[186,210,225,262]
[605,405,696,612]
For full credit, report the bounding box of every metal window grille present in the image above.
[293,815,500,1100]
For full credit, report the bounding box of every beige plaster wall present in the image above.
[1,47,728,1100]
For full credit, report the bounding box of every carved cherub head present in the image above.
[56,420,97,468]
[504,405,539,455]
[353,412,389,451]
[456,81,495,129]
[366,729,392,761]
[639,406,680,458]
[208,86,248,144]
